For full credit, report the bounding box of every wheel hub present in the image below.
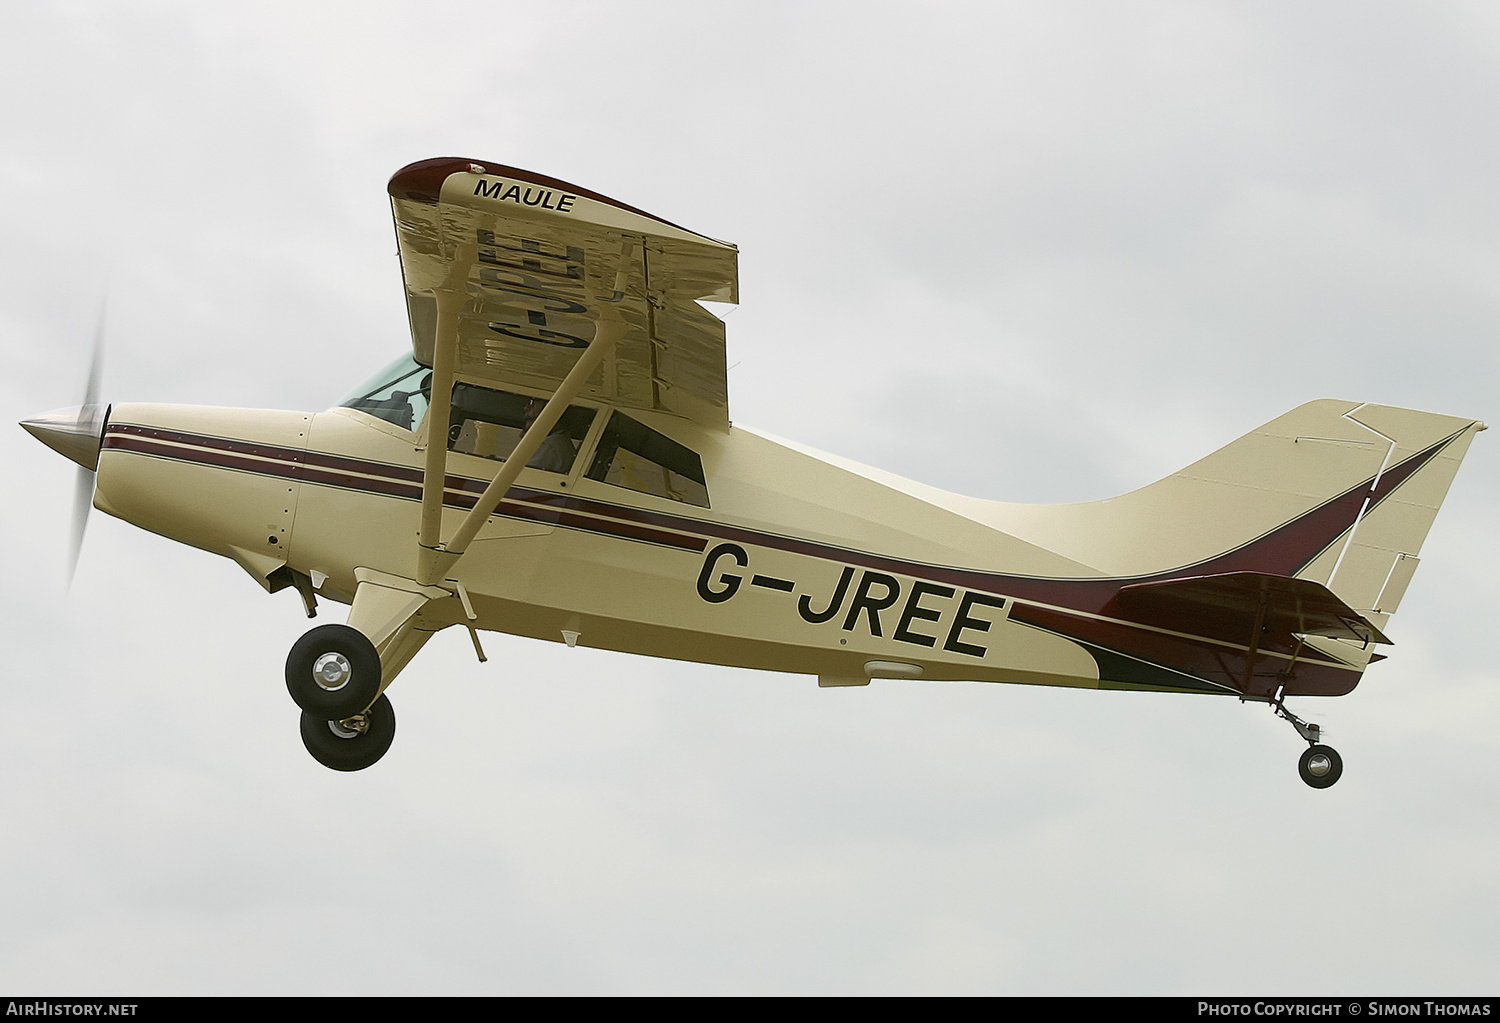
[1305,752,1332,777]
[312,652,352,691]
[328,715,368,739]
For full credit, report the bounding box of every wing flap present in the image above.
[1114,572,1392,646]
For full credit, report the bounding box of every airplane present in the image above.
[20,156,1485,786]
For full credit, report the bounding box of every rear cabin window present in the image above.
[586,412,709,507]
[447,382,596,475]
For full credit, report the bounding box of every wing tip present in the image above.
[388,157,467,205]
[387,158,731,248]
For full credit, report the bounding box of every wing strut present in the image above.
[416,288,465,563]
[416,303,628,587]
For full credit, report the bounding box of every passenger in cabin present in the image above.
[523,396,578,473]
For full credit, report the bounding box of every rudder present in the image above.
[1292,403,1483,628]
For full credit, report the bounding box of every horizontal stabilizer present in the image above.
[1114,572,1391,647]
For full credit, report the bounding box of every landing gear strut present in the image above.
[1273,690,1343,789]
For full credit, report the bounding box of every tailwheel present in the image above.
[1271,690,1343,789]
[300,694,396,772]
[286,623,382,720]
[1298,744,1343,789]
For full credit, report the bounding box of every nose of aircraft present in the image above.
[20,405,108,470]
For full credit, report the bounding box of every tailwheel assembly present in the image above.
[1298,743,1343,789]
[1272,690,1343,789]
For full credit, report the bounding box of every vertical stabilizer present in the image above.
[1293,403,1483,627]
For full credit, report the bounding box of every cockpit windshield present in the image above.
[338,354,431,432]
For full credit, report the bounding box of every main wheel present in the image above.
[1298,744,1343,789]
[300,694,396,772]
[286,624,381,720]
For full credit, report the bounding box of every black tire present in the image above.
[285,624,381,719]
[1298,744,1343,789]
[300,694,396,772]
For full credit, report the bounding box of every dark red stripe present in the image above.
[106,435,307,484]
[104,424,707,552]
[105,420,1457,605]
[1012,603,1360,698]
[103,420,1457,697]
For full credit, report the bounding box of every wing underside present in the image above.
[388,158,739,427]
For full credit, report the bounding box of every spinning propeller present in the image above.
[20,308,109,585]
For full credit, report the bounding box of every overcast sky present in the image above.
[2,0,1498,996]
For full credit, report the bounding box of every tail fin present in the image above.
[1289,403,1483,624]
[997,399,1483,623]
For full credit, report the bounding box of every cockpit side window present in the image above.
[586,412,709,507]
[338,355,431,432]
[447,382,596,475]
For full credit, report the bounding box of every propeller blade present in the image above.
[18,299,111,586]
[83,301,104,408]
[68,462,93,587]
[70,304,108,587]
[71,301,107,587]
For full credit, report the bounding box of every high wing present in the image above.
[387,158,738,428]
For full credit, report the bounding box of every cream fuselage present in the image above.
[94,390,1476,703]
[92,399,1106,692]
